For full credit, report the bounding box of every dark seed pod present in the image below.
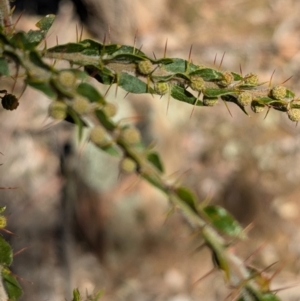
[1,94,19,111]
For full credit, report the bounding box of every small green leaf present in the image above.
[26,79,57,99]
[72,289,81,301]
[163,58,187,73]
[113,53,145,62]
[0,206,5,214]
[203,205,244,238]
[221,94,249,116]
[112,45,146,58]
[231,72,243,81]
[76,83,105,103]
[98,144,120,157]
[147,152,164,172]
[190,68,223,81]
[171,85,201,106]
[118,73,148,93]
[203,88,235,98]
[95,110,116,131]
[29,51,52,71]
[2,268,23,301]
[0,236,13,266]
[176,186,198,213]
[0,57,9,76]
[202,227,230,280]
[286,89,295,98]
[35,14,56,32]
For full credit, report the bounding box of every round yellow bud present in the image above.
[244,73,259,86]
[103,103,117,117]
[154,82,169,95]
[121,127,141,145]
[203,97,218,106]
[72,95,90,114]
[137,60,154,75]
[58,70,77,88]
[0,215,7,228]
[287,108,300,122]
[49,101,67,120]
[237,91,252,107]
[219,71,234,87]
[120,157,137,173]
[190,75,205,91]
[90,126,107,146]
[270,86,287,100]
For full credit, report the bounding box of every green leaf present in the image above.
[203,88,235,98]
[95,110,116,131]
[2,268,23,301]
[190,68,223,81]
[112,45,147,58]
[72,289,81,301]
[176,186,198,213]
[35,14,56,32]
[26,79,57,99]
[0,206,5,214]
[163,58,200,73]
[0,57,9,76]
[286,89,295,98]
[171,85,201,106]
[76,83,105,103]
[221,94,249,116]
[0,236,13,266]
[202,227,230,280]
[147,152,164,172]
[29,51,52,71]
[98,144,120,156]
[203,205,244,238]
[118,73,148,93]
[231,72,243,81]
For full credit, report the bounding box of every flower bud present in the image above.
[120,157,137,173]
[58,70,77,88]
[48,101,67,120]
[90,126,107,146]
[203,97,218,106]
[138,60,154,75]
[287,108,300,122]
[121,127,141,145]
[0,215,7,228]
[190,75,205,91]
[219,71,234,87]
[270,86,287,100]
[237,91,252,107]
[72,95,90,114]
[103,102,117,117]
[154,82,169,95]
[244,73,258,85]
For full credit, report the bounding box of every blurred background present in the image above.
[1,0,300,300]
